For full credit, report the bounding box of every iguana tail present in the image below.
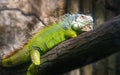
[1,48,30,67]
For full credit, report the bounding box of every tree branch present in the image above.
[1,15,120,75]
[38,15,120,75]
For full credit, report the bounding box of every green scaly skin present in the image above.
[1,14,93,75]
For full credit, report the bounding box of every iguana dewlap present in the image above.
[1,14,93,75]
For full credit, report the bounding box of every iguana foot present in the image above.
[27,64,39,75]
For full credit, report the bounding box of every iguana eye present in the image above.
[81,15,86,19]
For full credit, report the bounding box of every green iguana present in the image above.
[1,14,93,75]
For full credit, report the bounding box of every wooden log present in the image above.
[0,15,120,75]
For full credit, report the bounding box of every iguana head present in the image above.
[71,14,93,32]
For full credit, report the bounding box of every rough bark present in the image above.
[0,15,120,75]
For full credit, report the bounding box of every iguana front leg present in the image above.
[64,29,77,38]
[27,64,39,75]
